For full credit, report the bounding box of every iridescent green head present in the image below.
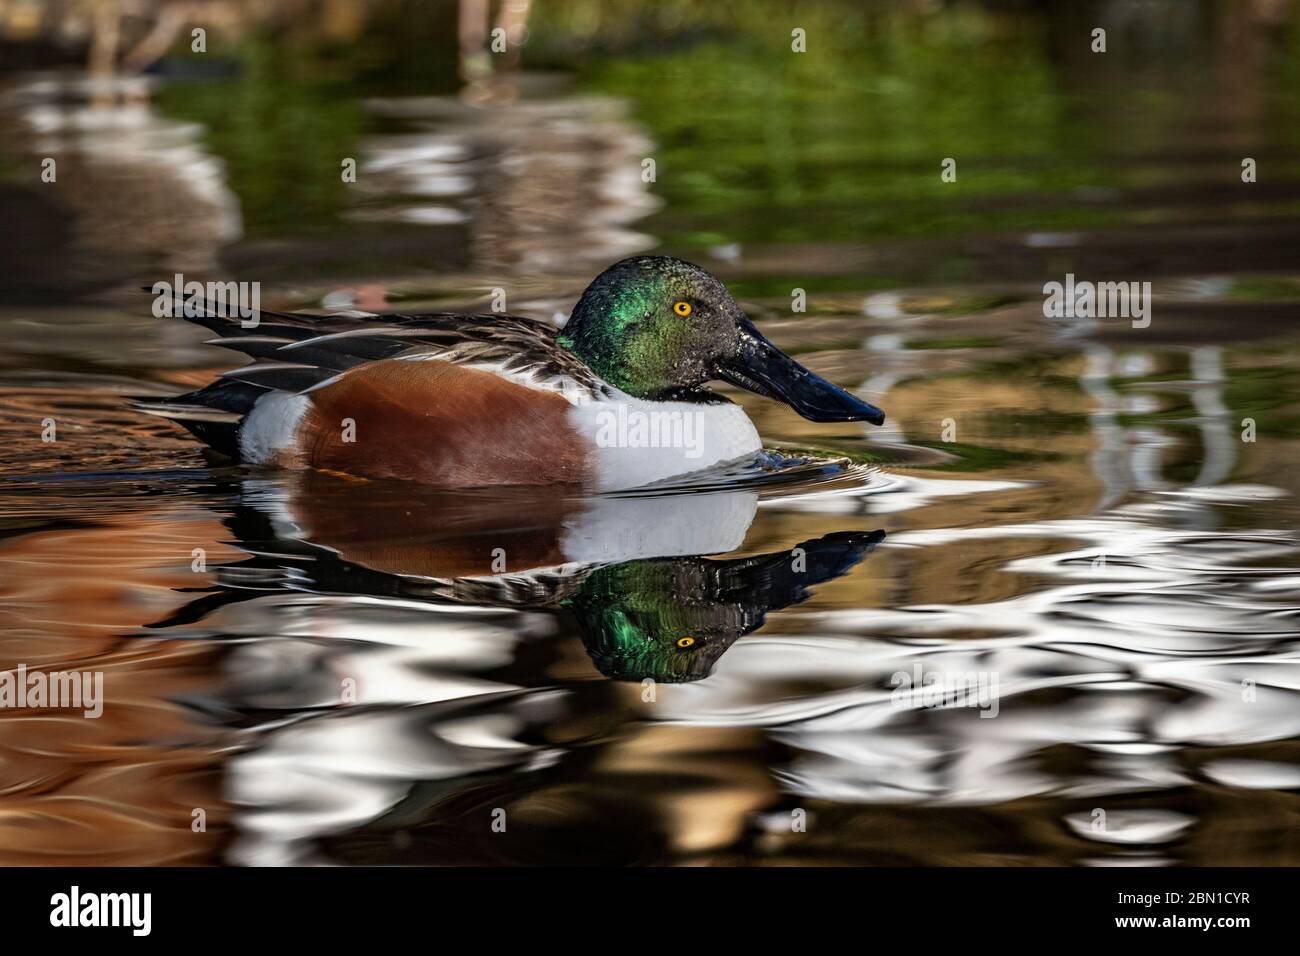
[558,256,739,400]
[558,256,886,424]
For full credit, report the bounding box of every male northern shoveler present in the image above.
[138,256,885,491]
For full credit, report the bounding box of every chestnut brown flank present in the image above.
[286,359,593,487]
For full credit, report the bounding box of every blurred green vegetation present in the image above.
[0,148,19,185]
[1228,276,1300,300]
[146,0,1300,266]
[907,439,1057,471]
[152,2,461,235]
[563,6,1109,252]
[527,0,1300,257]
[1224,359,1300,438]
[155,36,366,234]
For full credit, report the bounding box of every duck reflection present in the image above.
[571,533,882,682]
[166,472,884,684]
[148,473,884,863]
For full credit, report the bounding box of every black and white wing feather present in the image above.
[134,290,610,456]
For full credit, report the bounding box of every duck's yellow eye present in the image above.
[673,301,692,317]
[676,636,696,648]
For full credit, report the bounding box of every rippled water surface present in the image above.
[1,0,1299,866]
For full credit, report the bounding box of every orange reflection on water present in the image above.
[0,507,239,865]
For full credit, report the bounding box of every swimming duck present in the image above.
[138,256,885,491]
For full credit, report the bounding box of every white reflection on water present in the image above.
[627,338,1294,863]
[2,75,242,274]
[356,93,660,273]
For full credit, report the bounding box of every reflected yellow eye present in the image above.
[673,301,692,317]
[676,636,696,648]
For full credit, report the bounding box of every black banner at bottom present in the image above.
[0,865,1282,941]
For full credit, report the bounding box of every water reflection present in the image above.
[1,74,242,294]
[129,474,883,863]
[359,93,659,274]
[157,473,885,686]
[572,529,883,682]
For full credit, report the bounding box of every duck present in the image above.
[137,256,885,491]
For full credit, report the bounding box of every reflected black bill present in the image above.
[716,319,886,425]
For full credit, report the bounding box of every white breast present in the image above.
[568,391,762,492]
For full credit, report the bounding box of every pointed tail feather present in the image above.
[131,379,266,459]
[141,284,337,338]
